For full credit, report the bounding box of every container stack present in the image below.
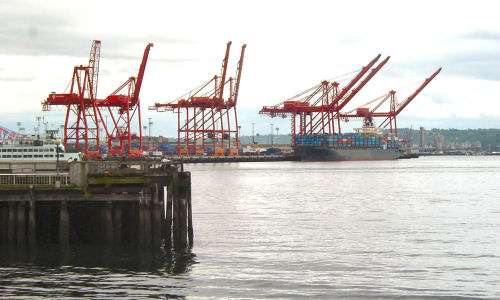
[295,134,400,149]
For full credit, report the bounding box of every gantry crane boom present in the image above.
[331,56,390,112]
[218,41,232,101]
[394,67,442,115]
[133,43,154,104]
[233,44,247,105]
[325,54,381,111]
[88,40,101,100]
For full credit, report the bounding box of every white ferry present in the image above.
[0,129,80,168]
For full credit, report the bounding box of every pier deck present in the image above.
[0,161,192,249]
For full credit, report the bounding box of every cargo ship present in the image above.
[293,126,403,161]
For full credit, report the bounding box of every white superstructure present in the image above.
[0,133,80,163]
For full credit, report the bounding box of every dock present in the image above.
[0,161,192,250]
[170,154,300,163]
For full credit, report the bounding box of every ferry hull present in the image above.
[294,145,402,161]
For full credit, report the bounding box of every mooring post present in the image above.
[59,201,69,245]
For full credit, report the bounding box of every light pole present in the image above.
[276,127,279,145]
[55,139,61,176]
[270,124,274,148]
[148,118,153,151]
[252,122,255,144]
[148,117,153,137]
[238,125,241,144]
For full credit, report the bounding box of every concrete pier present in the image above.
[0,161,192,250]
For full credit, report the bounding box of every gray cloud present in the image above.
[0,74,36,82]
[459,30,500,41]
[385,48,500,81]
[0,3,196,59]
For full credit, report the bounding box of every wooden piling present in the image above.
[144,201,152,248]
[103,201,113,244]
[187,183,193,247]
[59,201,69,245]
[138,202,146,246]
[178,188,188,249]
[28,200,36,245]
[0,203,7,244]
[7,202,16,243]
[165,184,173,247]
[16,201,26,245]
[152,203,162,248]
[112,202,122,245]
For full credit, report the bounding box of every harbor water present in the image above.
[1,156,499,298]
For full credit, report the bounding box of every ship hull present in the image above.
[294,145,402,161]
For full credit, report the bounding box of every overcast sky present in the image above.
[1,0,499,137]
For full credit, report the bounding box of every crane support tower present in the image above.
[150,42,247,156]
[43,40,104,158]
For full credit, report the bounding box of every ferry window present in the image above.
[12,149,17,152]
[49,148,54,152]
[23,155,32,158]
[1,149,4,152]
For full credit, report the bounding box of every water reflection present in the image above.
[0,244,196,274]
[0,244,196,298]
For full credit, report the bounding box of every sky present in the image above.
[1,0,499,138]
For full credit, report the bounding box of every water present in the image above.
[1,156,499,299]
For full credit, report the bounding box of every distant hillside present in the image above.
[398,128,500,150]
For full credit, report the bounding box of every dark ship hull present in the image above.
[294,144,402,161]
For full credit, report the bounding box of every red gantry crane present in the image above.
[150,41,246,156]
[260,55,441,147]
[43,41,153,158]
[100,42,153,157]
[260,54,389,145]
